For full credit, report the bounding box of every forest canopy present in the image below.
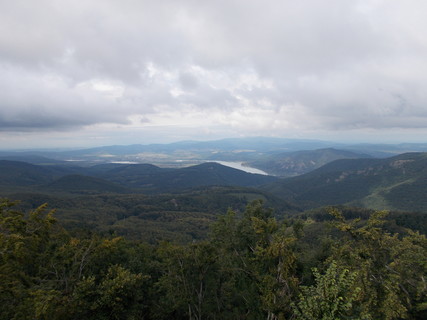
[0,198,426,319]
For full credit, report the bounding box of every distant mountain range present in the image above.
[2,137,427,169]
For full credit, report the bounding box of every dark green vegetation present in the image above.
[9,187,295,243]
[1,199,426,319]
[264,152,427,212]
[100,162,277,192]
[0,160,276,194]
[0,159,292,242]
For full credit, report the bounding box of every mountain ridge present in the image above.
[262,152,427,212]
[246,148,372,177]
[0,160,277,194]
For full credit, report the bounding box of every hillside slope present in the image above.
[0,160,76,187]
[263,152,427,211]
[0,160,277,195]
[45,174,130,194]
[247,148,371,177]
[99,162,277,193]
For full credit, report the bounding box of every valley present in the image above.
[1,137,427,242]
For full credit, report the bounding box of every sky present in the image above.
[1,0,427,149]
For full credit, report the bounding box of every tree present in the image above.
[0,199,151,320]
[155,241,221,319]
[0,199,57,319]
[292,261,364,320]
[210,200,299,319]
[328,208,427,319]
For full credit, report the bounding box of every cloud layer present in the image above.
[1,0,427,146]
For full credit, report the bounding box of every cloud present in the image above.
[1,0,427,146]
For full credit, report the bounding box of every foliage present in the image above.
[292,261,364,320]
[0,199,151,320]
[6,185,296,243]
[329,208,427,319]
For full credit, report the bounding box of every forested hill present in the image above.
[0,160,76,186]
[263,152,427,211]
[0,160,285,243]
[246,148,371,177]
[97,162,277,193]
[0,160,277,194]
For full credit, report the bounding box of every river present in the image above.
[212,161,269,175]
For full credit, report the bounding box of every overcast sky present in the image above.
[1,0,427,149]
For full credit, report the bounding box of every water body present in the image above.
[212,161,269,175]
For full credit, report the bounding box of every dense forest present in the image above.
[1,198,426,320]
